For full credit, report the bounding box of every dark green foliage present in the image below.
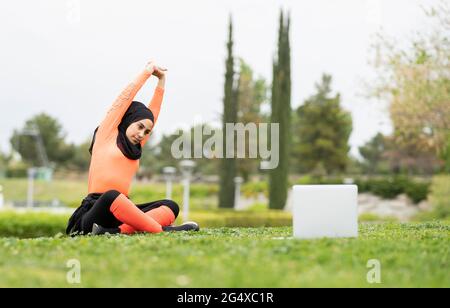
[0,211,292,238]
[219,17,238,208]
[269,10,291,210]
[354,176,430,203]
[358,133,388,174]
[292,74,352,174]
[10,113,75,167]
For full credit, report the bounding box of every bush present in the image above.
[190,184,219,198]
[316,177,344,185]
[186,210,292,228]
[0,210,293,238]
[368,177,405,199]
[293,176,431,203]
[354,179,370,193]
[5,163,28,178]
[185,176,431,205]
[242,182,268,198]
[0,212,67,238]
[294,176,343,185]
[404,181,430,204]
[428,175,450,219]
[246,203,269,212]
[355,176,430,203]
[295,175,314,185]
[358,213,397,223]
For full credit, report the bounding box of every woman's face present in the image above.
[126,119,153,145]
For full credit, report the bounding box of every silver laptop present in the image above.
[293,185,358,239]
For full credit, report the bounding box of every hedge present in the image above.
[0,212,68,238]
[0,210,293,238]
[354,177,430,204]
[293,176,430,204]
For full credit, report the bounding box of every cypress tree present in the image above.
[219,16,238,208]
[269,11,291,210]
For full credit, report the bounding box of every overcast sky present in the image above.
[0,0,440,157]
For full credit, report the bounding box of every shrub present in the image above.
[355,176,430,203]
[369,177,405,199]
[354,179,370,193]
[186,210,292,228]
[404,181,430,204]
[190,184,219,198]
[0,212,67,238]
[358,213,397,223]
[295,175,314,185]
[241,182,268,198]
[428,175,450,219]
[5,164,28,178]
[294,176,344,185]
[0,210,293,238]
[245,203,269,212]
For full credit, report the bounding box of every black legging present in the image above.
[80,190,180,234]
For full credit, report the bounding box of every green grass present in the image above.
[0,211,395,238]
[0,178,88,208]
[428,175,450,219]
[0,210,293,238]
[0,222,448,287]
[0,178,219,210]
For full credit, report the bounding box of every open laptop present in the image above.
[293,185,358,239]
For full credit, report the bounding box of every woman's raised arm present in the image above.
[96,62,156,142]
[141,67,167,147]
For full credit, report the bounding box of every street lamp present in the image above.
[179,160,196,222]
[162,166,177,199]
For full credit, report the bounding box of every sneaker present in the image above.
[162,221,200,232]
[91,223,120,235]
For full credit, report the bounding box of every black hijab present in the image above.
[89,101,154,160]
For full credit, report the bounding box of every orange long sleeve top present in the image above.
[87,70,164,196]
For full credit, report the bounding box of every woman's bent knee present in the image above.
[161,200,179,218]
[102,190,121,204]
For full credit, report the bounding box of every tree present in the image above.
[442,134,450,172]
[219,16,238,209]
[68,139,91,171]
[139,133,177,178]
[138,131,189,179]
[358,133,388,174]
[382,135,442,175]
[292,74,352,174]
[358,132,442,175]
[10,113,75,167]
[371,1,450,170]
[269,10,291,210]
[139,124,222,179]
[0,151,11,176]
[236,59,267,182]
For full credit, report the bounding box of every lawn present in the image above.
[0,178,218,210]
[0,222,448,287]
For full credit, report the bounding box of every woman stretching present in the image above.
[66,61,199,236]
